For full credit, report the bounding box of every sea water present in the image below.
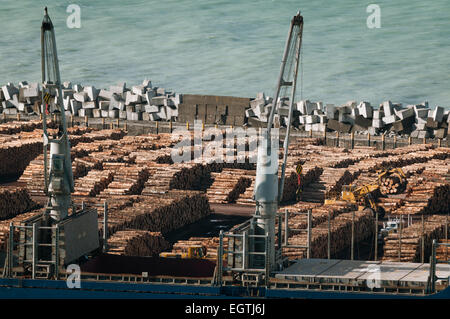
[0,0,449,108]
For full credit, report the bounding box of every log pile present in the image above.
[107,230,170,257]
[0,187,36,220]
[379,173,407,195]
[73,170,114,197]
[0,120,42,135]
[106,193,211,236]
[98,165,149,196]
[18,155,90,197]
[206,169,254,204]
[0,138,42,176]
[283,209,374,260]
[436,239,449,262]
[82,129,126,141]
[382,215,450,262]
[0,208,43,250]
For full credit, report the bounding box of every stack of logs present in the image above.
[382,214,449,262]
[105,193,211,236]
[379,173,407,195]
[436,239,449,262]
[283,208,374,260]
[107,230,170,257]
[0,138,42,177]
[206,169,254,204]
[73,170,114,197]
[98,165,149,196]
[0,187,36,220]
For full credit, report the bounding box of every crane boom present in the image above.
[253,11,304,270]
[41,7,74,222]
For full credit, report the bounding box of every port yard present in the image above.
[0,116,448,294]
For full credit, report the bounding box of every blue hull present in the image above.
[0,278,449,299]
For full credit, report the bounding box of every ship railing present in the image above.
[427,239,450,294]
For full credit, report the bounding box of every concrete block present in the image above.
[431,106,444,122]
[381,101,393,117]
[99,89,113,100]
[278,107,290,117]
[339,113,354,125]
[350,107,359,117]
[312,123,326,132]
[125,92,141,105]
[132,85,145,96]
[434,128,447,139]
[354,115,372,128]
[126,105,136,113]
[357,102,373,118]
[93,109,102,118]
[382,114,397,124]
[63,96,71,111]
[108,109,119,118]
[142,112,150,121]
[417,130,429,139]
[145,105,159,113]
[74,92,88,103]
[157,107,167,120]
[395,107,415,120]
[256,92,265,100]
[119,111,127,119]
[78,108,93,117]
[393,117,414,133]
[73,84,83,93]
[70,100,82,115]
[82,101,97,109]
[109,95,125,111]
[167,106,178,119]
[372,119,384,128]
[325,104,337,120]
[305,115,319,124]
[99,101,110,110]
[145,91,155,104]
[344,101,357,108]
[3,107,17,115]
[149,113,161,121]
[156,87,166,96]
[373,110,384,119]
[63,81,72,89]
[410,130,419,138]
[22,87,40,98]
[110,83,126,94]
[142,79,152,89]
[426,118,439,129]
[246,108,255,118]
[368,127,378,135]
[135,104,145,113]
[84,86,99,101]
[250,98,265,109]
[416,123,426,130]
[2,84,18,101]
[414,107,429,118]
[151,96,166,106]
[127,112,142,121]
[297,100,316,115]
[318,115,327,124]
[100,110,108,118]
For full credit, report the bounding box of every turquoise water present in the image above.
[0,1,449,107]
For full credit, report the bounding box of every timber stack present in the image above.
[107,230,170,257]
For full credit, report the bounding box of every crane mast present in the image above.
[41,7,74,222]
[215,12,303,286]
[253,11,303,271]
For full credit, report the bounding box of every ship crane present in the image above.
[3,8,99,280]
[215,11,303,286]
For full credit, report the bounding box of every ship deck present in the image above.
[273,259,450,293]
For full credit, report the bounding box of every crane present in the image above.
[215,12,304,285]
[3,8,100,280]
[41,7,74,222]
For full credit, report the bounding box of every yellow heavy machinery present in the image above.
[159,245,207,259]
